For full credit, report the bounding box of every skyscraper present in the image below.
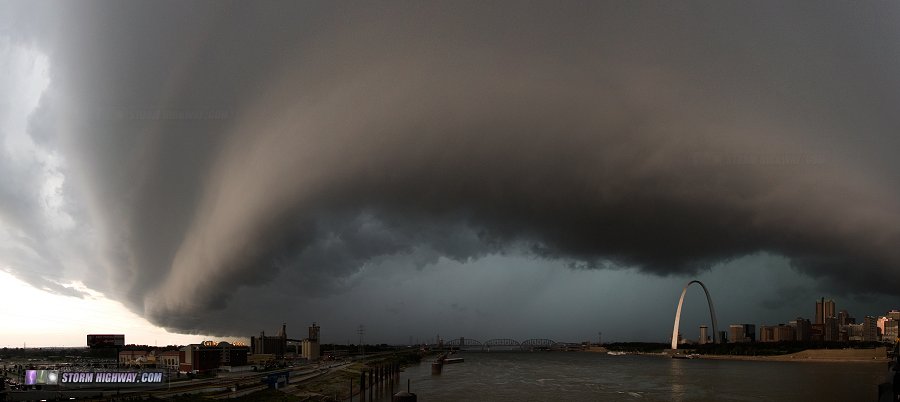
[699,325,708,345]
[824,317,839,342]
[863,316,879,342]
[837,310,852,326]
[729,324,755,343]
[815,298,836,325]
[884,320,899,343]
[729,325,743,343]
[759,324,795,342]
[789,317,811,342]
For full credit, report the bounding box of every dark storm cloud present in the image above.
[4,1,900,335]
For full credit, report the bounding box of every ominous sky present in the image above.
[2,1,900,345]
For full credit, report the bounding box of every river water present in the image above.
[379,352,888,401]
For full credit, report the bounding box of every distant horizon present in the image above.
[3,264,897,348]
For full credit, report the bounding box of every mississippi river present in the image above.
[383,352,887,401]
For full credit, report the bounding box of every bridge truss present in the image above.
[441,338,565,351]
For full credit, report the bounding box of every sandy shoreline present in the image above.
[694,347,890,363]
[696,354,888,363]
[594,347,891,363]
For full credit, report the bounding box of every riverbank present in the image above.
[400,349,884,401]
[697,347,888,363]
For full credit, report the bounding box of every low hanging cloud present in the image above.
[2,2,900,335]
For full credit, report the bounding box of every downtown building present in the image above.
[759,324,796,343]
[815,298,835,324]
[877,311,900,343]
[812,298,839,342]
[789,317,811,342]
[848,323,865,342]
[729,324,756,343]
[883,320,900,343]
[863,316,879,342]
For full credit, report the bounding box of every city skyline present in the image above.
[3,257,898,347]
[3,2,900,347]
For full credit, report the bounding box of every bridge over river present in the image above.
[443,337,583,351]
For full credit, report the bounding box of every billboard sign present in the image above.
[60,370,165,387]
[87,334,125,348]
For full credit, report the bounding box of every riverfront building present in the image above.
[824,317,839,342]
[847,323,865,341]
[789,317,811,341]
[759,324,795,342]
[883,320,899,343]
[815,298,835,325]
[729,324,756,343]
[863,316,879,342]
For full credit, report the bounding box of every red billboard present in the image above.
[86,334,125,348]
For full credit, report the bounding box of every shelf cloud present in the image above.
[2,2,900,335]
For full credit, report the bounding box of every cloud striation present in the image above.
[1,2,900,335]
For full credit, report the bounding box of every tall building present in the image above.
[884,320,899,343]
[729,324,756,343]
[789,317,811,342]
[760,325,795,342]
[824,317,839,342]
[839,325,849,342]
[837,310,852,326]
[877,316,889,339]
[815,298,835,325]
[848,323,865,341]
[863,316,879,342]
[810,324,825,342]
[744,324,756,342]
[729,325,742,343]
[699,325,708,345]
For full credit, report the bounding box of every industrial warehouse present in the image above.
[0,322,351,401]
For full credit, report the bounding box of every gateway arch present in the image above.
[671,280,718,350]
